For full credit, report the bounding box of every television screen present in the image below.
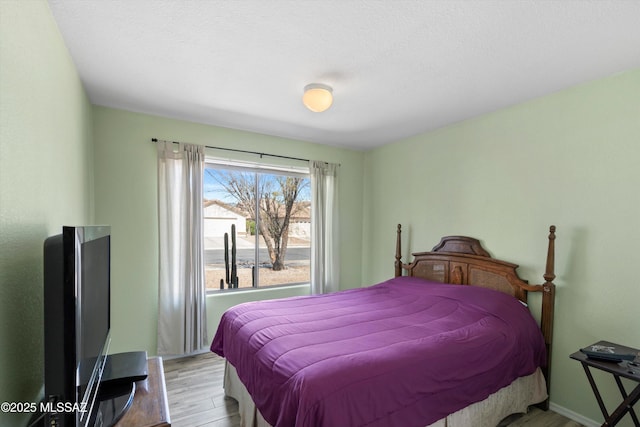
[77,230,111,425]
[44,225,111,427]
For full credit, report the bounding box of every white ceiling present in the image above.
[47,0,640,150]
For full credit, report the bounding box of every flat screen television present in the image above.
[43,226,114,427]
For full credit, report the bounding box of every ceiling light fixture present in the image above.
[302,83,333,112]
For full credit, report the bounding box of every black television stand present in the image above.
[94,351,149,426]
[95,382,135,427]
[111,357,170,427]
[101,351,149,389]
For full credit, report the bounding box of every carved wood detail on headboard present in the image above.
[431,235,491,257]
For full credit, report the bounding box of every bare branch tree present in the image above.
[208,169,309,271]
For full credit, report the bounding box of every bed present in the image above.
[211,225,557,427]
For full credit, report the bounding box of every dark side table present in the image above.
[570,341,640,427]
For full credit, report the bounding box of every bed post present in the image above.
[395,224,402,277]
[540,225,556,410]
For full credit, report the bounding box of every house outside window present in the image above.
[204,159,311,291]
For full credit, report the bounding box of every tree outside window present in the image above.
[203,163,311,290]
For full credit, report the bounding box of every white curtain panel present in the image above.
[157,141,207,355]
[310,161,339,294]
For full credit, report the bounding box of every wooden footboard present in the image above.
[394,224,556,408]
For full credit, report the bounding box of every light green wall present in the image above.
[362,69,640,425]
[92,106,365,355]
[0,1,94,426]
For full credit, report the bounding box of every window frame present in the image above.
[204,156,311,293]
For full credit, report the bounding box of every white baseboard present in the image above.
[549,402,599,427]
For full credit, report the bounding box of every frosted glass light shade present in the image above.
[303,83,333,112]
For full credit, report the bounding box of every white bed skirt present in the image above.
[223,361,548,427]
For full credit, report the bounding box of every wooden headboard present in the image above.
[394,224,556,407]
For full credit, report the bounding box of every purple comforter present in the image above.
[211,276,546,427]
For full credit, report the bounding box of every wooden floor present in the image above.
[163,352,583,427]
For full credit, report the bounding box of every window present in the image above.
[203,159,311,291]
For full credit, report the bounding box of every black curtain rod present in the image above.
[151,138,310,163]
